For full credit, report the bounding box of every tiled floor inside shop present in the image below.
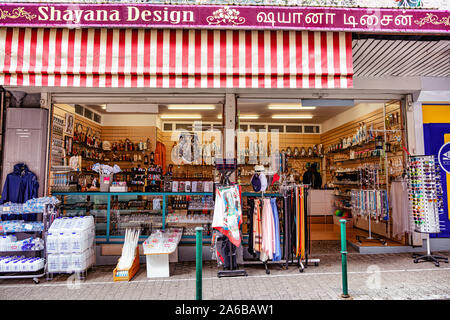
[1,241,450,300]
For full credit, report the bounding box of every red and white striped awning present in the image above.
[0,28,353,89]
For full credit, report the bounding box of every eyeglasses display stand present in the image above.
[407,155,448,267]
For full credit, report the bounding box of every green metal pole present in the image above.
[340,219,350,298]
[195,227,203,300]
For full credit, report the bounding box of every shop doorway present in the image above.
[236,98,410,253]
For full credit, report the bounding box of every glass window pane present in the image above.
[94,113,101,124]
[163,123,173,131]
[84,108,93,120]
[286,125,302,133]
[249,124,266,132]
[268,125,284,133]
[304,125,314,133]
[75,104,84,116]
[110,195,163,237]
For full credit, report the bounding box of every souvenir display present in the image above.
[407,155,444,234]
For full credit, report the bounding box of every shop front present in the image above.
[0,1,449,275]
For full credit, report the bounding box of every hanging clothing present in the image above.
[302,169,322,189]
[1,163,39,204]
[261,198,275,262]
[154,142,167,174]
[271,198,281,262]
[247,198,255,256]
[252,199,262,253]
[390,180,410,239]
[212,185,243,247]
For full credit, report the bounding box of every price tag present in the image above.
[2,206,10,212]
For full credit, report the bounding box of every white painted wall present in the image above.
[101,114,158,126]
[321,103,384,133]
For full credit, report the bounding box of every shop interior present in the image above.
[49,97,408,257]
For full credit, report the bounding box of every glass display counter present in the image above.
[52,192,213,244]
[53,191,282,244]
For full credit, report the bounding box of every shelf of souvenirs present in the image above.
[326,139,376,155]
[327,140,403,156]
[72,140,103,152]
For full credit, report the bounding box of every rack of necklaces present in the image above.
[407,155,448,267]
[351,165,389,245]
[213,159,248,278]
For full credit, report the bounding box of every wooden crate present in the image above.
[113,247,140,282]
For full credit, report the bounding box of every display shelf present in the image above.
[73,140,103,151]
[326,140,376,155]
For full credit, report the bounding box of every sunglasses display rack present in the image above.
[407,155,448,267]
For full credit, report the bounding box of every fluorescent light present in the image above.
[167,104,216,110]
[218,115,259,119]
[272,115,313,119]
[160,115,202,119]
[268,104,316,110]
[239,115,259,120]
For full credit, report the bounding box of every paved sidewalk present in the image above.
[1,248,450,300]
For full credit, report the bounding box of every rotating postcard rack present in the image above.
[407,155,448,267]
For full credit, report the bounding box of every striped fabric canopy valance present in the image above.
[0,28,353,88]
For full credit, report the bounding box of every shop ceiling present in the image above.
[78,100,386,124]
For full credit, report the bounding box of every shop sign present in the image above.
[438,142,450,174]
[0,0,448,10]
[0,3,448,33]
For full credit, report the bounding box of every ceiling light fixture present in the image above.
[167,104,216,110]
[160,115,202,119]
[239,115,259,119]
[268,104,316,110]
[101,105,107,110]
[217,115,259,119]
[272,115,313,119]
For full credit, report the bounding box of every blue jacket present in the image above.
[1,163,39,204]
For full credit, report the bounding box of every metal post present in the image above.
[340,219,350,298]
[195,227,203,300]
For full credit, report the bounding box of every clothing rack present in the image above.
[215,159,248,278]
[244,183,319,274]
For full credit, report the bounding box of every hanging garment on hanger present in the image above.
[390,181,410,239]
[283,191,289,263]
[271,198,281,261]
[252,199,262,253]
[300,187,306,259]
[296,187,301,257]
[212,185,243,247]
[247,198,256,255]
[1,163,39,204]
[260,198,274,262]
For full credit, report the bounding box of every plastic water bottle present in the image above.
[46,232,58,254]
[47,254,60,273]
[58,233,71,253]
[60,254,71,272]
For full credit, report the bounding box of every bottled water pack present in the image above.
[46,216,95,273]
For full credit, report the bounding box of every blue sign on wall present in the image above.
[423,123,450,238]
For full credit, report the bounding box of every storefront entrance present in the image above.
[39,90,411,261]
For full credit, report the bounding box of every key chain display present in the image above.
[351,189,389,222]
